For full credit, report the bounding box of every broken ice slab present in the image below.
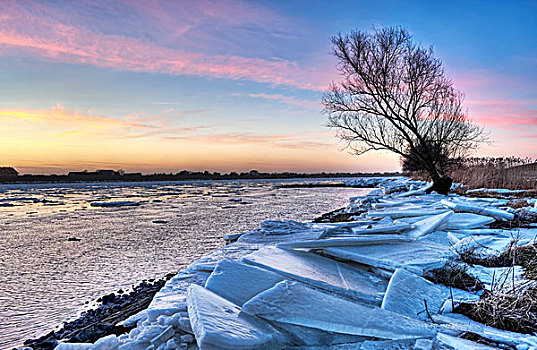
[434,313,537,348]
[350,222,413,235]
[452,236,512,255]
[393,185,432,198]
[467,265,525,290]
[187,284,287,350]
[368,209,449,219]
[435,333,497,350]
[269,320,367,347]
[242,280,435,340]
[441,199,515,221]
[444,228,506,236]
[444,213,495,230]
[55,343,93,350]
[205,259,284,306]
[323,240,453,275]
[277,235,411,250]
[260,220,312,235]
[381,269,449,321]
[242,246,388,305]
[316,220,377,229]
[406,211,453,239]
[238,222,326,244]
[372,198,430,209]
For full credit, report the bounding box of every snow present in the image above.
[242,280,436,340]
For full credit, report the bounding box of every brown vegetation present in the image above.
[456,287,537,334]
[424,260,484,292]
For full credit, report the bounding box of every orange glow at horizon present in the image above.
[0,105,401,175]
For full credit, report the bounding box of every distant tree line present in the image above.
[0,169,401,184]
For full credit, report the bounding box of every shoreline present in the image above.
[18,201,356,349]
[18,178,537,349]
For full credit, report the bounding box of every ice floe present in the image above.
[242,246,388,304]
[242,280,436,340]
[187,284,287,350]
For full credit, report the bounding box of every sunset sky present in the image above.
[0,0,536,174]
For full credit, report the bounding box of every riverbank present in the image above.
[19,178,537,349]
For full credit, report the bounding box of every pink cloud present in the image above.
[0,0,327,90]
[467,99,537,130]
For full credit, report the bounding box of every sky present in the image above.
[0,0,535,175]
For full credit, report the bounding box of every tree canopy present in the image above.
[323,26,487,193]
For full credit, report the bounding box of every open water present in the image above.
[0,178,371,348]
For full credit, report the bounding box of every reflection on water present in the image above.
[0,179,371,348]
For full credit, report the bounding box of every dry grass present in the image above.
[452,166,536,190]
[454,240,537,334]
[456,286,537,334]
[424,260,485,292]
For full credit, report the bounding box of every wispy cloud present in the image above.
[166,131,333,150]
[248,93,321,110]
[0,0,327,90]
[467,99,537,131]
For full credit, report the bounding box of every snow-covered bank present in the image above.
[43,178,537,350]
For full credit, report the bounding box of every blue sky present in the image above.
[0,0,535,174]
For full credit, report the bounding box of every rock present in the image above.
[242,280,435,340]
[187,284,287,350]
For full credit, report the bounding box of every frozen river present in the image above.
[0,179,371,348]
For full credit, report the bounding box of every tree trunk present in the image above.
[426,175,453,195]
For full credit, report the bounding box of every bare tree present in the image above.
[323,26,486,194]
